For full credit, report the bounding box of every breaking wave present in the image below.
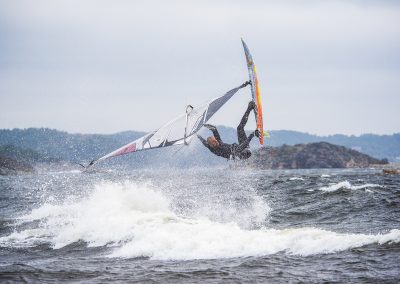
[1,181,398,260]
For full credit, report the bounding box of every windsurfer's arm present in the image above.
[204,124,222,143]
[197,134,210,149]
[236,130,258,152]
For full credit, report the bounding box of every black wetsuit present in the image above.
[198,104,255,160]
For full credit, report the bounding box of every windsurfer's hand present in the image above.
[254,129,260,138]
[241,81,251,88]
[204,124,216,130]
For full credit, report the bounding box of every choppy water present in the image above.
[0,168,399,283]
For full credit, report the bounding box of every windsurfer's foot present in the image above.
[248,101,256,110]
[247,101,257,115]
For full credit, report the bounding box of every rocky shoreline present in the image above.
[0,141,393,174]
[247,142,388,169]
[0,155,35,175]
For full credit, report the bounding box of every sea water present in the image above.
[0,168,399,282]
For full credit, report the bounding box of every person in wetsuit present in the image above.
[197,101,259,160]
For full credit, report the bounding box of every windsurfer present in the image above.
[197,101,259,160]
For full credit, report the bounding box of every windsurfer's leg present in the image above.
[237,101,255,144]
[238,149,252,160]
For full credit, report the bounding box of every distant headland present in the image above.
[246,142,388,169]
[0,127,398,174]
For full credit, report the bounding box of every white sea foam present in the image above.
[5,181,173,249]
[109,221,400,260]
[187,191,270,228]
[289,177,305,181]
[319,181,384,192]
[1,181,398,260]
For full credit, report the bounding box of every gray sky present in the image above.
[1,0,399,136]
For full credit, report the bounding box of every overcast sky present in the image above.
[1,0,399,136]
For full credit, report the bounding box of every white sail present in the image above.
[86,83,248,168]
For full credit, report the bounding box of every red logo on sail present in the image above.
[115,143,136,157]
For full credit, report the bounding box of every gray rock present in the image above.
[247,142,388,169]
[0,155,35,175]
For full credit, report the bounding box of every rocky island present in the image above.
[247,142,388,169]
[0,155,35,175]
[0,144,64,175]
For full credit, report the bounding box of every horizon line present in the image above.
[0,127,399,138]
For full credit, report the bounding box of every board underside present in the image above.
[242,39,264,145]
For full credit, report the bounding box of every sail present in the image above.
[87,83,247,168]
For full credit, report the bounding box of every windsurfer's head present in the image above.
[207,136,219,148]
